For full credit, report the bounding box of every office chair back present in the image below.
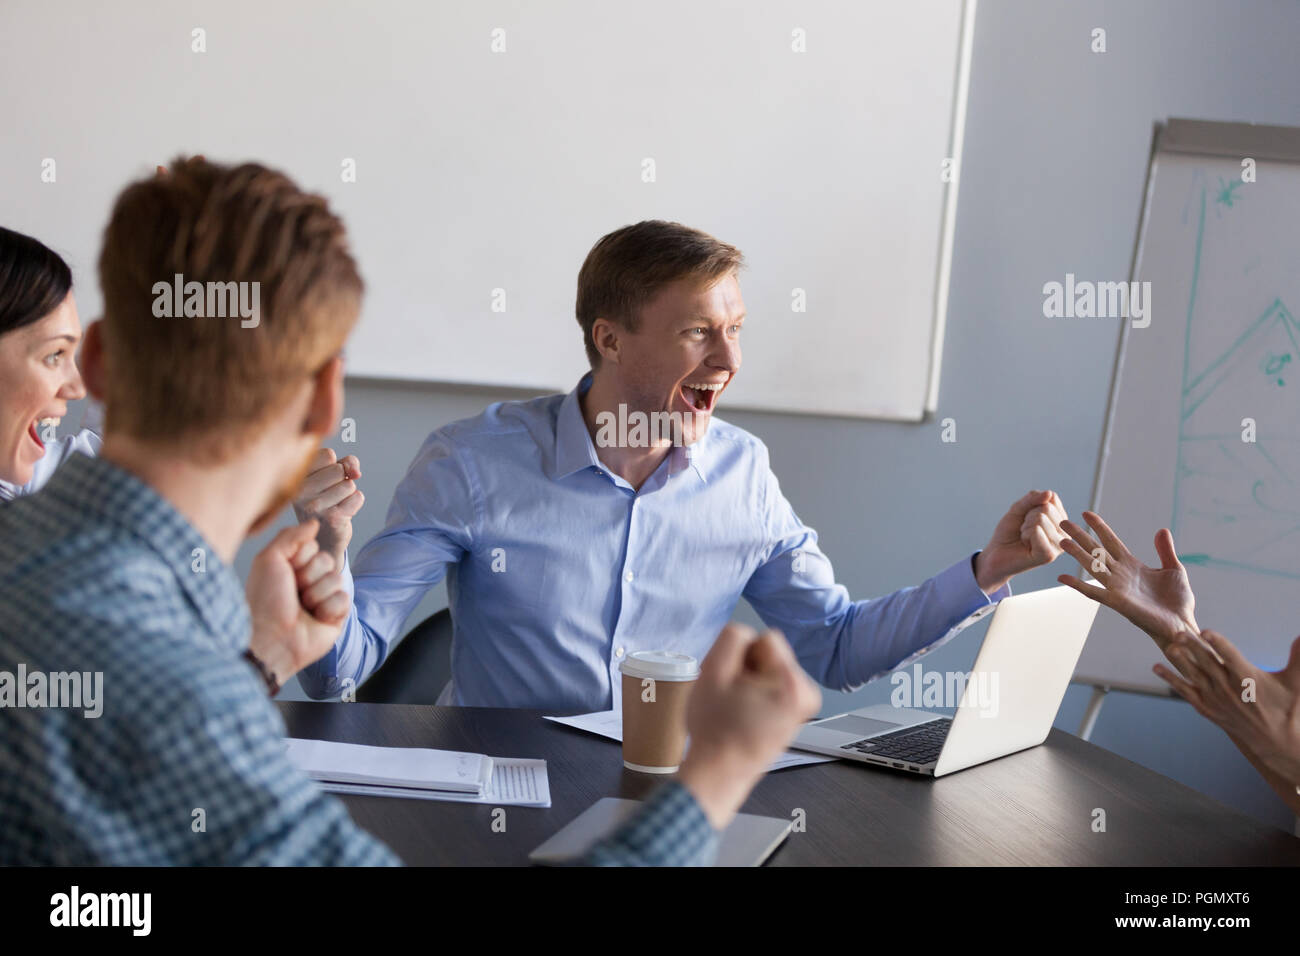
[354,608,453,705]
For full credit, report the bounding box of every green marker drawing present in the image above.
[1165,174,1300,580]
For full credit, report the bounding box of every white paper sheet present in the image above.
[285,737,492,793]
[544,711,837,772]
[317,758,551,807]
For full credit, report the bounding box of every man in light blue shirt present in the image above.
[303,221,1071,711]
[1,163,820,866]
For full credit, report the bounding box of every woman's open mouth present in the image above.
[680,382,724,413]
[27,417,60,452]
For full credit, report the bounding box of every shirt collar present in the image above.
[552,374,602,479]
[41,453,250,653]
[551,373,709,483]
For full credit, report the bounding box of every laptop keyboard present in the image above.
[841,718,952,764]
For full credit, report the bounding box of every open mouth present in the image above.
[680,382,724,413]
[27,417,61,452]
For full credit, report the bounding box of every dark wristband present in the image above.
[243,648,281,697]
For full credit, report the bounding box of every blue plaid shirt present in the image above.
[0,453,714,866]
[584,783,717,866]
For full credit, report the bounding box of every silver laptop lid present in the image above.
[932,584,1099,777]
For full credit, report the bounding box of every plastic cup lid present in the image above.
[619,650,699,681]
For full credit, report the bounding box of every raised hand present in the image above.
[974,490,1069,593]
[1155,630,1300,784]
[292,447,364,571]
[1057,511,1200,653]
[246,520,351,689]
[676,624,822,830]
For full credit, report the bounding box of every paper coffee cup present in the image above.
[620,650,699,773]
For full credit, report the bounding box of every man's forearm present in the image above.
[838,554,1008,690]
[972,550,1010,596]
[676,748,763,831]
[296,605,356,698]
[581,782,719,866]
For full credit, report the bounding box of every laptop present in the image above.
[792,584,1099,777]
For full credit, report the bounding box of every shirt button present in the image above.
[615,646,625,659]
[623,570,634,583]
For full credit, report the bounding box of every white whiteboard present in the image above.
[1078,119,1300,693]
[0,0,974,420]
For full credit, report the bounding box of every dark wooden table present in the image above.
[278,702,1300,866]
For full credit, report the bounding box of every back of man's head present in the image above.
[96,156,361,462]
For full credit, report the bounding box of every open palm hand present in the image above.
[1056,511,1199,652]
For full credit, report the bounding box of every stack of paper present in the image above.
[285,738,492,795]
[285,738,552,807]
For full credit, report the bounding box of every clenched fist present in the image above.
[974,490,1069,594]
[246,520,351,690]
[292,447,364,572]
[677,624,822,830]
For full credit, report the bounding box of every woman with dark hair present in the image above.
[0,224,363,580]
[0,225,101,501]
